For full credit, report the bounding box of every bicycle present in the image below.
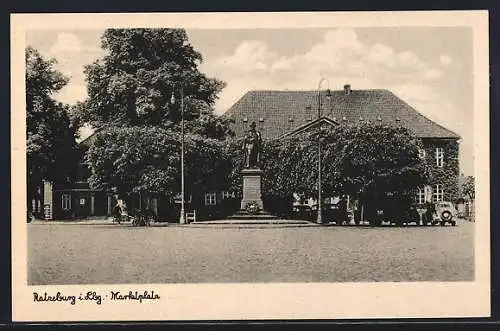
[131,208,154,227]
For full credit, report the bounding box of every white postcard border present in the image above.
[11,11,490,321]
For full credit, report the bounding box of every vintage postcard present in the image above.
[11,11,490,321]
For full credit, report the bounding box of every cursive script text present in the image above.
[110,290,160,303]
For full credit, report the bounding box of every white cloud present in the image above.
[424,69,444,81]
[50,32,84,54]
[206,29,453,115]
[365,43,395,66]
[215,40,278,72]
[304,29,366,67]
[44,32,104,105]
[54,84,87,105]
[440,55,453,66]
[49,32,102,57]
[270,56,295,71]
[394,51,423,70]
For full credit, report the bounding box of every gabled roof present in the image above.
[281,116,339,138]
[223,88,460,140]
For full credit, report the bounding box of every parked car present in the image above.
[432,201,457,226]
[292,204,312,220]
[365,194,420,226]
[309,201,349,224]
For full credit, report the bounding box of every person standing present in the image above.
[338,195,348,225]
[113,198,126,223]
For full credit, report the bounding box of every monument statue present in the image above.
[243,121,262,168]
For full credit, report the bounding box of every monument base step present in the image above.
[187,210,314,224]
[191,219,312,225]
[227,211,279,220]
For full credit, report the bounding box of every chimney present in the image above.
[344,84,351,95]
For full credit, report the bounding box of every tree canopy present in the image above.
[80,29,233,198]
[334,124,429,198]
[85,126,232,198]
[77,28,229,137]
[227,123,429,202]
[26,46,79,198]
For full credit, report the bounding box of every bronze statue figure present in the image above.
[243,121,262,168]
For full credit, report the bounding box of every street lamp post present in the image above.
[170,85,186,224]
[316,78,331,224]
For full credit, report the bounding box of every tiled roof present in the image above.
[223,88,460,140]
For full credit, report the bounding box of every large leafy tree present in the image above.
[79,29,232,198]
[85,126,232,199]
[228,123,428,208]
[335,125,428,198]
[26,46,79,209]
[78,28,229,134]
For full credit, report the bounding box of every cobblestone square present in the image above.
[28,220,474,285]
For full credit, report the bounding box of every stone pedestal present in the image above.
[240,168,264,210]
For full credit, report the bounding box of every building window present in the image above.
[416,186,431,204]
[204,192,217,205]
[222,191,235,199]
[62,194,72,210]
[433,184,444,202]
[435,147,444,167]
[417,187,425,204]
[418,148,426,159]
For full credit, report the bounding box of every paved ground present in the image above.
[28,219,474,285]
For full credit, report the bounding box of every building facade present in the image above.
[35,136,115,220]
[223,84,460,207]
[38,84,460,221]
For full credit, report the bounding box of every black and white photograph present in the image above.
[11,11,490,321]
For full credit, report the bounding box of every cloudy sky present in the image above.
[26,27,473,175]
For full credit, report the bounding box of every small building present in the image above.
[35,133,114,220]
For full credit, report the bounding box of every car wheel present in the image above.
[440,221,445,226]
[441,211,452,221]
